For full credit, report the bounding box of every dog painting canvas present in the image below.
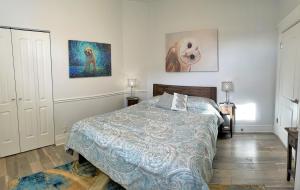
[165,29,218,72]
[69,40,111,78]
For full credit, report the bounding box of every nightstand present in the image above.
[127,97,139,106]
[285,127,298,181]
[219,103,236,138]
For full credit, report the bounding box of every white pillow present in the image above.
[171,93,188,111]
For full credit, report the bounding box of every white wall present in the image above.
[122,0,150,100]
[143,0,279,132]
[279,0,300,20]
[0,0,125,144]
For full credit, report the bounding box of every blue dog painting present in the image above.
[68,40,111,78]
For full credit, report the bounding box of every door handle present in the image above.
[11,98,16,101]
[18,98,22,101]
[289,98,299,104]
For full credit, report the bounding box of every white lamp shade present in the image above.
[221,81,233,92]
[128,78,136,87]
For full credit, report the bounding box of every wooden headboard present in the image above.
[153,84,217,102]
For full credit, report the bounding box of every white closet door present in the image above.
[278,23,300,129]
[12,30,39,152]
[0,28,20,157]
[12,30,54,152]
[32,32,54,147]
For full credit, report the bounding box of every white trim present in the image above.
[234,124,274,133]
[54,90,147,104]
[55,133,68,146]
[124,90,147,95]
[274,125,288,148]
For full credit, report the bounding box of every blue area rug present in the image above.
[9,161,124,190]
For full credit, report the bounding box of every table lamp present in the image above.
[128,78,136,97]
[221,81,233,104]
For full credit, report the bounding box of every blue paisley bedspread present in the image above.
[65,97,221,190]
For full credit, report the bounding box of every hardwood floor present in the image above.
[0,133,295,190]
[0,145,77,190]
[211,133,294,190]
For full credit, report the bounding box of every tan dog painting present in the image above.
[84,47,97,73]
[165,30,218,72]
[69,40,111,78]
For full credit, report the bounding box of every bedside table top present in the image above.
[219,102,236,107]
[127,96,139,100]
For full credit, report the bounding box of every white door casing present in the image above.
[0,28,21,157]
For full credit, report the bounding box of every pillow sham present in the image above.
[187,96,220,111]
[156,92,173,109]
[144,95,160,105]
[171,93,188,111]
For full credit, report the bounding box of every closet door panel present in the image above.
[278,23,300,129]
[280,34,297,99]
[0,28,20,157]
[12,30,38,152]
[32,32,54,146]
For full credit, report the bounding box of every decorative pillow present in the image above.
[156,92,173,109]
[171,93,188,111]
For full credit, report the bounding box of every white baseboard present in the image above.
[273,125,288,148]
[55,133,68,146]
[234,124,274,133]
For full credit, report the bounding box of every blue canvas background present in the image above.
[68,40,111,78]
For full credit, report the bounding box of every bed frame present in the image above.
[153,84,217,102]
[78,84,218,164]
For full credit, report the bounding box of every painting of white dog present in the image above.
[165,29,218,72]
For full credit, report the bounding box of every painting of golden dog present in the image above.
[69,40,111,78]
[165,29,218,72]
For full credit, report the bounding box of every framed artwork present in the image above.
[68,40,111,78]
[165,29,218,72]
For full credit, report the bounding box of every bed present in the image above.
[65,84,221,190]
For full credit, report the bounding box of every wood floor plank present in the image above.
[0,176,7,190]
[0,158,7,177]
[16,152,32,177]
[25,149,38,164]
[5,156,18,179]
[29,162,43,173]
[45,146,62,165]
[37,148,54,170]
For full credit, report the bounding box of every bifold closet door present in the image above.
[0,28,20,157]
[278,23,300,130]
[12,30,54,152]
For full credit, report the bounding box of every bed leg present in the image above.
[78,154,87,164]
